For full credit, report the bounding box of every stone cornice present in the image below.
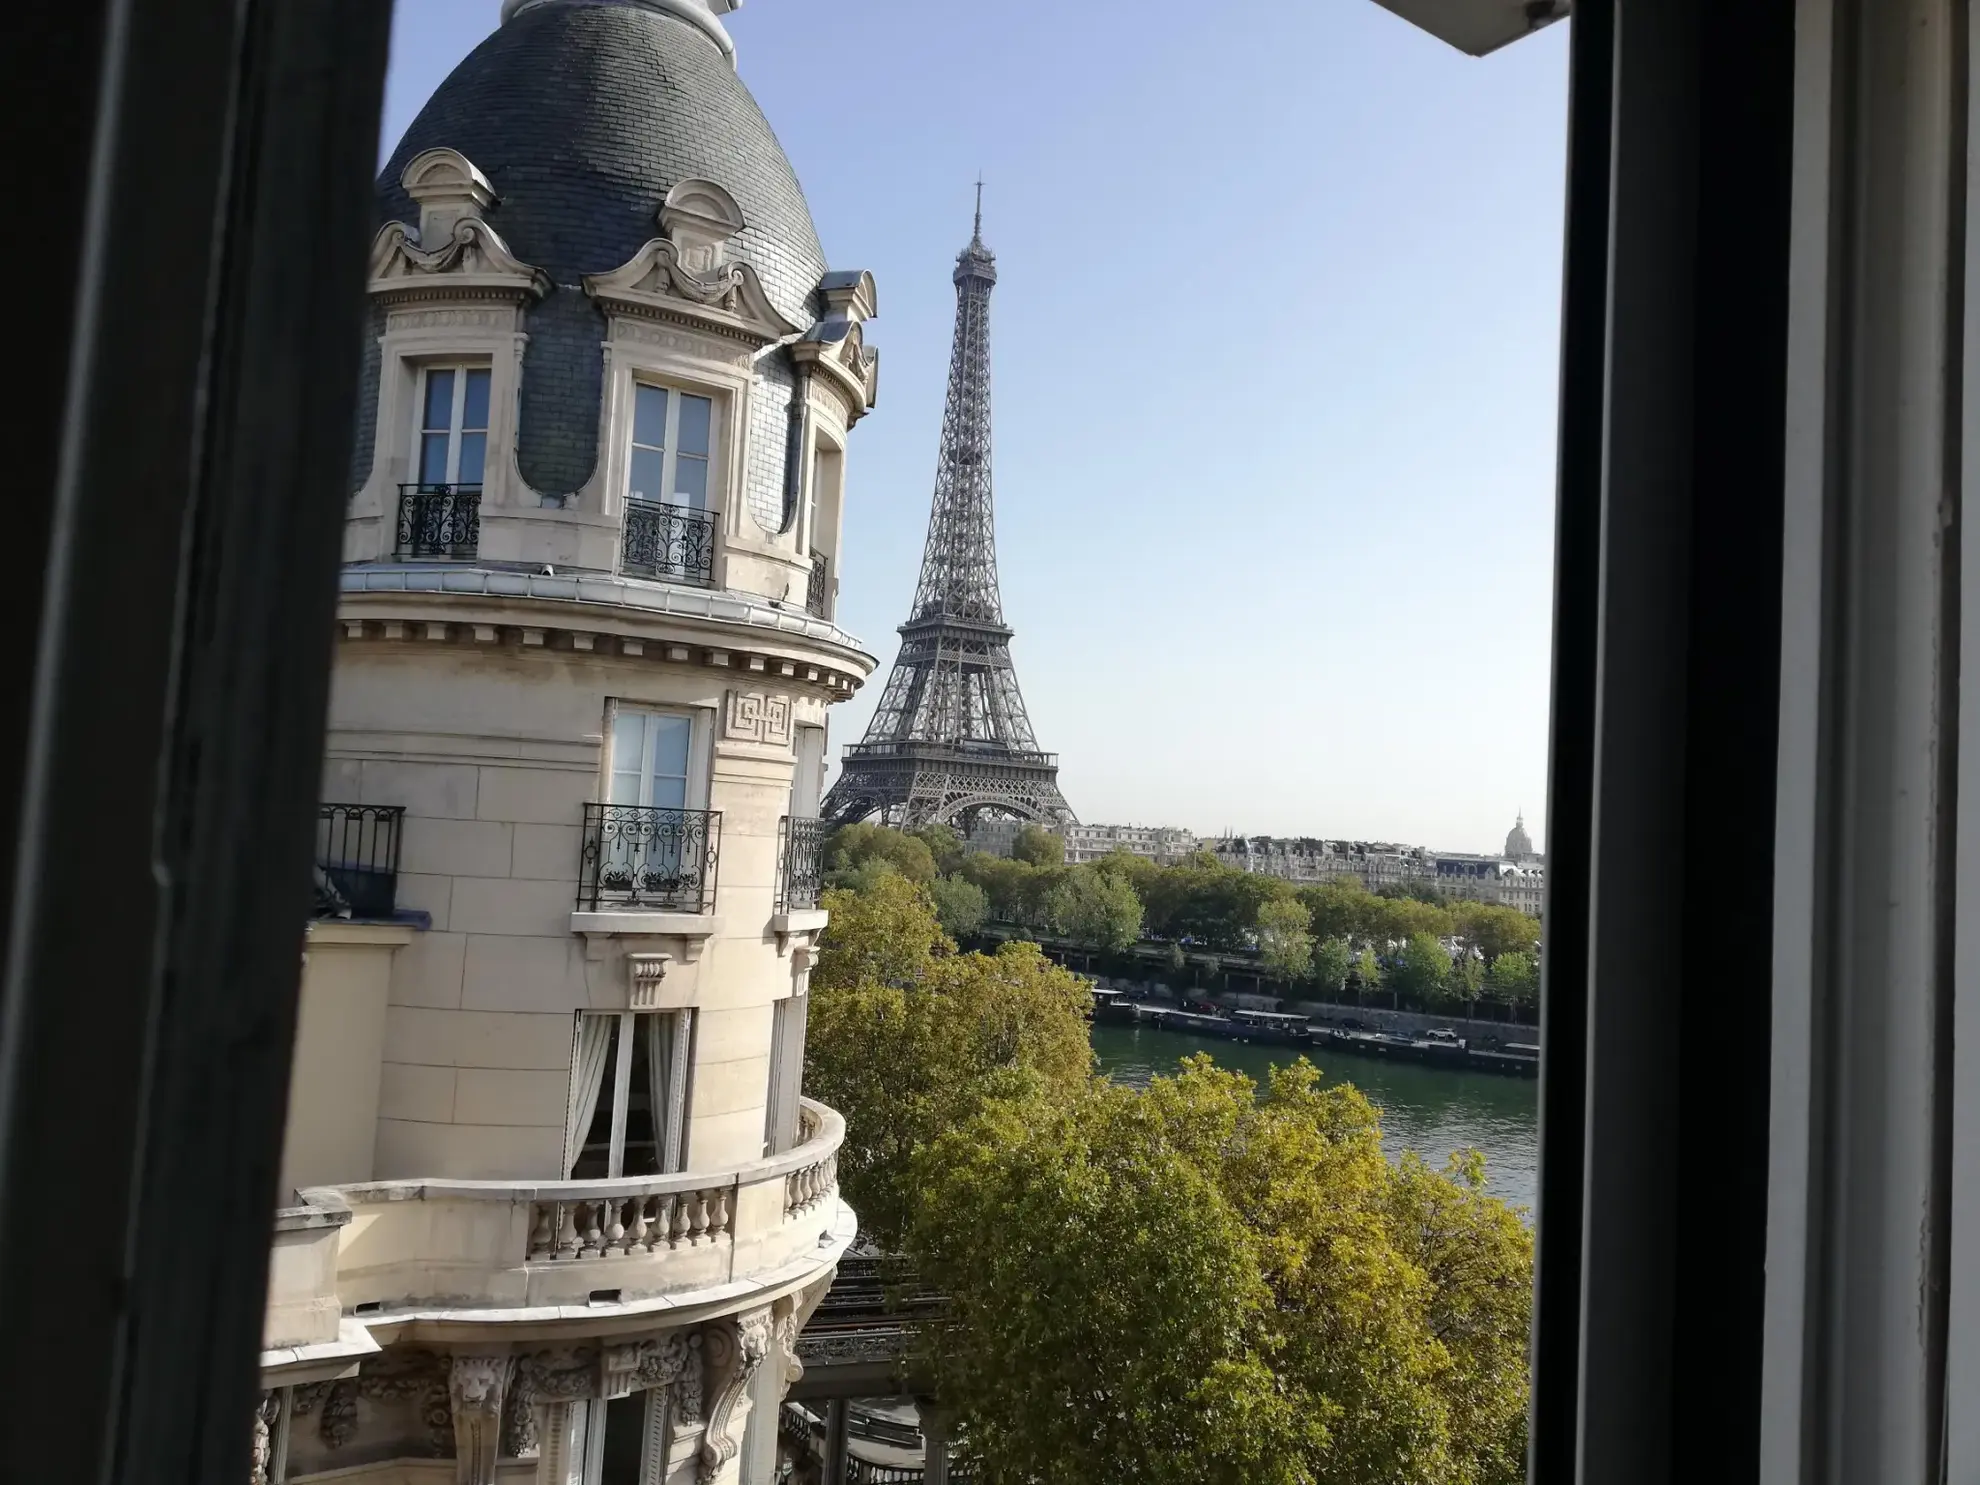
[337,565,876,693]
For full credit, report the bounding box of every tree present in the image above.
[1046,865,1144,951]
[1255,896,1314,982]
[1379,879,1451,907]
[1372,895,1455,947]
[824,821,936,887]
[955,851,1033,922]
[1392,932,1451,1002]
[910,1058,1532,1485]
[1312,937,1355,995]
[929,873,989,938]
[911,822,967,875]
[1485,950,1538,1006]
[1450,901,1540,964]
[806,878,1092,1246]
[812,871,950,992]
[1012,822,1064,866]
[1299,877,1379,944]
[1354,946,1383,994]
[1453,950,1485,1004]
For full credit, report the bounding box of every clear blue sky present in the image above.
[380,1,1567,855]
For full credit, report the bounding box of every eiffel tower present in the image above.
[822,191,1074,831]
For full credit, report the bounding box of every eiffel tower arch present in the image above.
[822,194,1074,832]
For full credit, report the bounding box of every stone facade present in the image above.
[1059,822,1199,865]
[1211,816,1546,916]
[260,4,873,1481]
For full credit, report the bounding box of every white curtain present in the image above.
[644,1011,672,1173]
[564,1014,614,1176]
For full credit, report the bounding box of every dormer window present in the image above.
[629,383,712,510]
[417,365,491,487]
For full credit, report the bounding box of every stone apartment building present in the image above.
[1059,823,1199,864]
[255,3,876,1481]
[1211,814,1545,915]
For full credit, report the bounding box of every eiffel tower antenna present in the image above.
[822,192,1074,831]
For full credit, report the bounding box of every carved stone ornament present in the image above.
[793,315,880,423]
[249,1392,279,1485]
[772,1297,805,1395]
[698,1309,773,1483]
[723,689,793,747]
[449,1354,514,1485]
[369,215,551,306]
[585,181,798,346]
[627,951,672,1009]
[503,1346,599,1458]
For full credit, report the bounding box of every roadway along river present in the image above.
[1090,1023,1540,1214]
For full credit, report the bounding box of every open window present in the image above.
[564,1010,694,1179]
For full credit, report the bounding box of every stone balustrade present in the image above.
[304,1099,845,1316]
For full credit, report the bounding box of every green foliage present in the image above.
[1484,950,1538,1006]
[1355,946,1384,992]
[1450,902,1541,964]
[1298,877,1380,944]
[1453,951,1485,1003]
[806,879,1092,1246]
[912,822,968,876]
[1255,896,1314,982]
[928,872,989,938]
[1392,932,1451,1000]
[824,822,937,887]
[1012,822,1065,866]
[954,851,1032,920]
[812,871,951,992]
[910,1058,1533,1485]
[1372,895,1456,947]
[1379,879,1453,907]
[1045,864,1144,951]
[1312,936,1355,994]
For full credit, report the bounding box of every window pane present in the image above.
[419,432,451,485]
[673,453,708,507]
[629,447,664,505]
[649,714,691,781]
[599,1395,647,1485]
[570,1017,620,1181]
[456,431,487,486]
[677,393,712,457]
[462,368,491,431]
[633,383,668,448]
[610,712,646,805]
[422,369,455,431]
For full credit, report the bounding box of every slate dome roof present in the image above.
[354,0,827,498]
[378,0,826,324]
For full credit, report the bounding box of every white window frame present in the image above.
[626,379,717,511]
[410,361,491,487]
[568,1008,695,1180]
[605,702,710,812]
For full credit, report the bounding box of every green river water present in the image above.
[1090,1023,1541,1213]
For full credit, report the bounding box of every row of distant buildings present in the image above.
[968,814,1546,916]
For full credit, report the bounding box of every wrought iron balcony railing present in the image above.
[777,815,828,912]
[315,803,404,920]
[395,482,481,559]
[806,549,830,618]
[621,499,716,586]
[577,803,720,913]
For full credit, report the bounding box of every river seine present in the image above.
[1090,1023,1540,1213]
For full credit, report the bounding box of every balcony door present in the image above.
[601,707,705,899]
[566,1009,693,1179]
[628,383,712,511]
[415,364,489,487]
